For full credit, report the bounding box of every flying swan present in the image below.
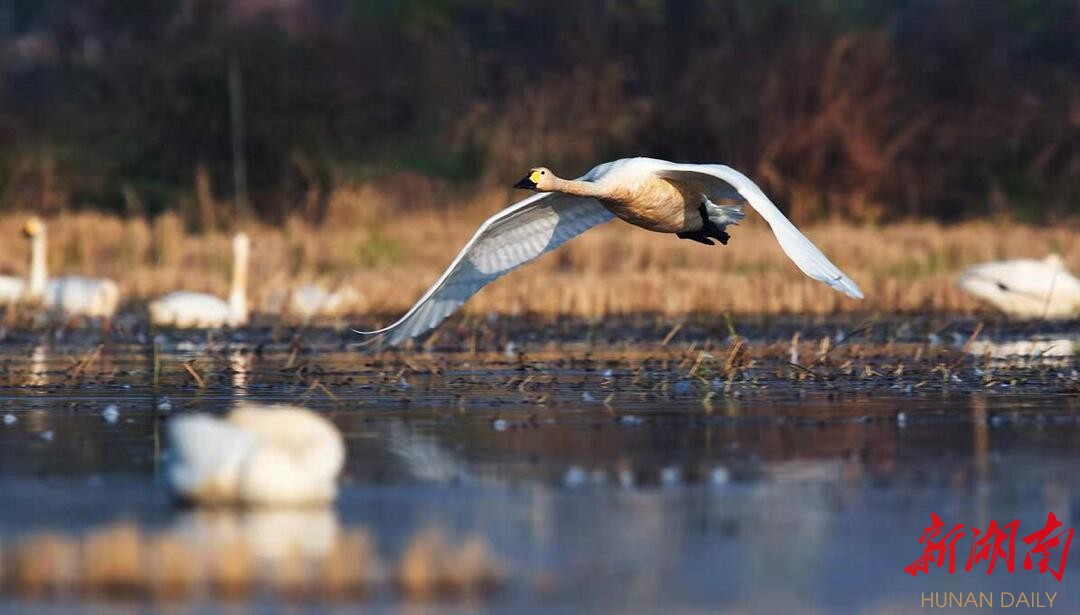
[355,158,864,346]
[150,233,250,328]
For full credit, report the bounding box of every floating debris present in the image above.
[709,466,732,486]
[563,466,587,488]
[3,414,15,426]
[660,466,682,486]
[102,404,120,424]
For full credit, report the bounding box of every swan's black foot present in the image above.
[676,230,715,245]
[677,203,731,246]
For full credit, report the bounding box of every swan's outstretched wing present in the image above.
[355,192,614,346]
[653,162,864,299]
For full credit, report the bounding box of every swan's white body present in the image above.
[166,403,345,506]
[957,254,1080,318]
[0,275,24,304]
[22,218,120,318]
[41,276,121,318]
[150,233,250,328]
[288,283,361,320]
[356,157,863,345]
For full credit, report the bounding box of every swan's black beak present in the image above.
[514,176,537,190]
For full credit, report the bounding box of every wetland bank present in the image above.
[0,314,1076,612]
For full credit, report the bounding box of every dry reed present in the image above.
[0,197,1076,324]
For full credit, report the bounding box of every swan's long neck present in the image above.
[28,231,47,297]
[228,235,249,324]
[549,177,608,199]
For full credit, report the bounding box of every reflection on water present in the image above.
[0,323,1077,612]
[28,344,46,387]
[172,508,340,562]
[229,349,250,392]
[387,420,474,484]
[967,335,1078,365]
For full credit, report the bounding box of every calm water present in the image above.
[0,319,1078,613]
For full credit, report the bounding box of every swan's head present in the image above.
[514,167,556,191]
[21,216,44,238]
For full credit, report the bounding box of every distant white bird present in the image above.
[288,283,362,321]
[355,157,863,345]
[0,274,23,304]
[166,403,345,506]
[150,233,250,328]
[22,217,120,318]
[957,254,1080,318]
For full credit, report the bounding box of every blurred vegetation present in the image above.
[0,0,1076,224]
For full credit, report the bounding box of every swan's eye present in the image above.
[540,171,545,175]
[996,282,1009,291]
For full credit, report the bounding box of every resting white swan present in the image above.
[957,254,1080,318]
[166,403,345,506]
[355,157,863,345]
[0,274,23,304]
[150,233,250,328]
[288,283,362,321]
[22,217,120,318]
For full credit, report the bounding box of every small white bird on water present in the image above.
[355,157,864,345]
[957,254,1080,318]
[21,217,120,318]
[150,233,251,328]
[166,403,345,506]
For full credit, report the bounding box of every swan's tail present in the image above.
[703,200,746,227]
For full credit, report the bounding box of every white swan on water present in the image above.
[150,233,250,328]
[288,282,361,321]
[355,157,863,345]
[166,403,345,506]
[22,217,120,318]
[0,274,23,304]
[957,254,1080,318]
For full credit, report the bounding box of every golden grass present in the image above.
[1,190,1077,322]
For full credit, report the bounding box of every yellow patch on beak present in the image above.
[22,218,42,237]
[529,170,542,184]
